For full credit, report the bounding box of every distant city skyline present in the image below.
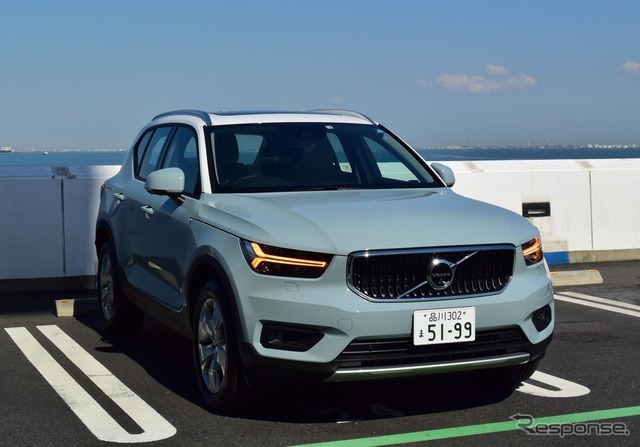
[1,1,639,151]
[424,143,640,150]
[5,141,639,153]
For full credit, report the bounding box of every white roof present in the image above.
[152,109,376,126]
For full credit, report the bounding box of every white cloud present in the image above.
[436,66,537,93]
[484,64,509,75]
[506,74,538,89]
[417,79,433,89]
[332,97,344,104]
[620,61,640,75]
[437,74,501,93]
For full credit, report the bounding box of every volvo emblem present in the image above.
[427,259,455,290]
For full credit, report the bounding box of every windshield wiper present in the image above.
[296,184,378,191]
[294,185,342,191]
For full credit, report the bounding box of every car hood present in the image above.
[198,189,538,255]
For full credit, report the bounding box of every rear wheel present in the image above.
[192,280,247,413]
[97,241,144,335]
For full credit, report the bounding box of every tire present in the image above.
[192,280,247,413]
[475,357,542,388]
[97,241,144,335]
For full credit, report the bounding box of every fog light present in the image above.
[532,304,552,332]
[261,323,324,351]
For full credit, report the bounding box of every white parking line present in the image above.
[5,325,176,443]
[516,370,590,398]
[555,292,640,319]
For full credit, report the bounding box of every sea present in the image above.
[1,147,640,166]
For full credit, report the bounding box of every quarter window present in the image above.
[134,130,153,173]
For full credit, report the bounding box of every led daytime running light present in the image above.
[522,237,543,265]
[250,242,328,270]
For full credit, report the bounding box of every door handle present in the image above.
[113,192,125,201]
[141,205,154,217]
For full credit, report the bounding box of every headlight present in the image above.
[241,241,333,278]
[522,237,543,266]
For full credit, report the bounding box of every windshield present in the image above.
[206,123,442,192]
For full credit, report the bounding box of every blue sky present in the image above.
[1,0,639,150]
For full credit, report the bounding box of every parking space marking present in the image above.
[289,405,640,446]
[5,325,176,443]
[555,292,640,318]
[516,371,590,398]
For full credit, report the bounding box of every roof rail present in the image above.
[308,109,376,124]
[153,110,212,126]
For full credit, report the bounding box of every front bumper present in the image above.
[239,325,552,383]
[232,253,554,383]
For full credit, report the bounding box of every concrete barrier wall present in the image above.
[444,159,640,263]
[0,160,638,290]
[0,166,120,289]
[1,167,65,279]
[590,161,640,252]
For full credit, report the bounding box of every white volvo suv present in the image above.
[95,109,554,412]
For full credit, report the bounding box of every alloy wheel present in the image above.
[99,253,114,321]
[197,298,228,395]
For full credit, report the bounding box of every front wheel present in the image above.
[192,281,247,413]
[97,241,144,335]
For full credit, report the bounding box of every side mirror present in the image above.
[145,168,185,197]
[431,162,455,187]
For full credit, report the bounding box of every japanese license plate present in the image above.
[413,307,476,346]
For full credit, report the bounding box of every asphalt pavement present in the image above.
[1,260,638,447]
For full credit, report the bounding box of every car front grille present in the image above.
[335,328,526,368]
[347,245,515,301]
